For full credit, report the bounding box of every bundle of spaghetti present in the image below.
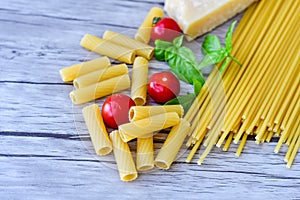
[186,2,260,156]
[185,3,259,161]
[182,0,300,167]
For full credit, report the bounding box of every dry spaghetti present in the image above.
[181,0,300,168]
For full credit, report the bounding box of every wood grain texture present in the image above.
[0,0,299,199]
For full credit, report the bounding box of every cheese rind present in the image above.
[165,0,257,40]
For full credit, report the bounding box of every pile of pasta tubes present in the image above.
[59,7,192,181]
[81,104,188,181]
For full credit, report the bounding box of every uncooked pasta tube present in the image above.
[118,112,180,142]
[70,74,130,104]
[136,136,154,171]
[59,57,110,82]
[82,104,112,155]
[73,64,128,89]
[155,119,190,170]
[129,105,184,121]
[135,7,164,43]
[110,130,138,182]
[103,31,154,60]
[80,34,135,64]
[131,57,148,105]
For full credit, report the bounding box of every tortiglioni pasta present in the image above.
[154,119,190,170]
[131,57,148,106]
[80,34,135,64]
[73,64,128,89]
[118,112,180,142]
[135,7,164,44]
[59,57,110,82]
[70,74,130,104]
[110,130,138,182]
[136,136,154,171]
[129,105,184,121]
[82,104,112,155]
[103,31,154,60]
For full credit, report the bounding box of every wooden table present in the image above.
[1,0,299,199]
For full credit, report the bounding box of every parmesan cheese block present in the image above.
[165,0,257,40]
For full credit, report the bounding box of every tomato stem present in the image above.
[152,17,162,26]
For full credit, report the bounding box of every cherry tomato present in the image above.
[148,72,180,103]
[151,18,182,42]
[102,94,136,129]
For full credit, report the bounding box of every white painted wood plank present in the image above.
[0,0,239,83]
[0,136,299,199]
[0,0,161,83]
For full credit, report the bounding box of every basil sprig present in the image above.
[154,21,241,112]
[199,21,241,72]
[154,35,205,112]
[154,35,205,86]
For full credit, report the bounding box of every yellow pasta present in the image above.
[136,136,154,171]
[70,74,130,104]
[154,119,190,170]
[135,7,164,43]
[286,134,300,169]
[129,105,184,121]
[118,112,180,142]
[103,31,154,60]
[109,130,138,182]
[59,57,110,82]
[82,104,112,155]
[235,134,248,157]
[73,64,128,89]
[166,0,300,167]
[80,34,135,64]
[131,57,148,106]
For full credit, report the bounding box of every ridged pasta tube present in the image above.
[73,64,128,89]
[70,74,130,104]
[131,57,148,106]
[129,105,184,121]
[80,34,135,64]
[103,31,154,60]
[118,112,180,142]
[82,104,112,155]
[155,119,190,170]
[135,7,164,43]
[136,136,154,171]
[110,130,138,182]
[59,57,110,82]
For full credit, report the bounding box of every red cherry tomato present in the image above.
[151,18,182,42]
[148,72,180,103]
[102,94,136,129]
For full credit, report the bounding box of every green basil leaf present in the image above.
[198,49,227,70]
[193,79,203,95]
[154,40,173,61]
[168,54,204,85]
[178,46,198,66]
[198,54,215,70]
[170,68,189,83]
[202,34,222,54]
[173,35,184,48]
[165,46,178,61]
[225,20,237,52]
[154,48,166,61]
[165,93,196,113]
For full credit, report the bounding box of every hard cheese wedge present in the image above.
[165,0,257,40]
